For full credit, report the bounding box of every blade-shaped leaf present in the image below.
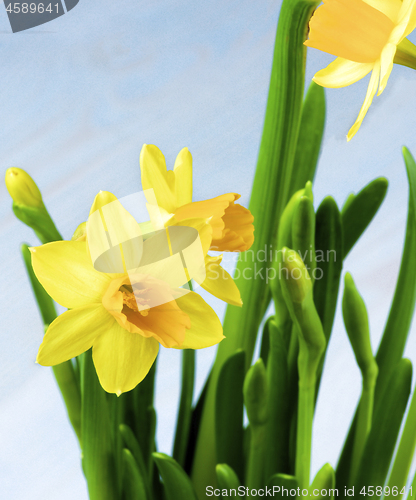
[341,177,388,258]
[153,452,198,500]
[291,81,326,194]
[122,449,148,500]
[215,350,245,483]
[355,359,412,490]
[216,464,241,490]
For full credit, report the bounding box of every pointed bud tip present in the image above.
[5,167,43,208]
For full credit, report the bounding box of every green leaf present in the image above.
[215,350,245,483]
[122,362,157,470]
[153,452,198,500]
[81,350,117,500]
[120,424,151,500]
[341,177,388,258]
[173,350,195,467]
[264,318,290,479]
[267,473,298,495]
[355,359,412,490]
[311,464,336,500]
[387,386,416,495]
[291,81,326,194]
[259,319,271,368]
[313,197,343,395]
[122,449,148,500]
[314,197,343,345]
[376,148,416,399]
[215,464,241,490]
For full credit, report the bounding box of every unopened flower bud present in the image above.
[5,167,43,208]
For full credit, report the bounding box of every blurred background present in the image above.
[1,0,416,498]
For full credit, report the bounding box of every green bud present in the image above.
[244,359,268,427]
[342,273,378,384]
[280,247,312,304]
[5,167,43,208]
[292,196,316,281]
[277,181,313,251]
[280,247,325,379]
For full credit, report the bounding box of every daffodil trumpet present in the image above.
[305,0,416,140]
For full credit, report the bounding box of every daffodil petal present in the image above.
[37,305,113,365]
[199,255,242,307]
[140,144,177,213]
[347,61,381,141]
[92,323,159,395]
[31,241,111,308]
[88,191,144,273]
[313,58,374,88]
[378,42,396,95]
[173,147,193,207]
[363,0,402,23]
[174,292,224,349]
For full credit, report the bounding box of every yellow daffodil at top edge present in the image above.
[140,144,255,307]
[304,0,416,140]
[32,191,224,395]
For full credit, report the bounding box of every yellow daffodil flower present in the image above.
[305,0,416,140]
[140,145,254,252]
[32,192,224,395]
[140,144,254,306]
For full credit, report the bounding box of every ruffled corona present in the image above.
[305,0,416,140]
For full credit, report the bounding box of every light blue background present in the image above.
[0,1,416,498]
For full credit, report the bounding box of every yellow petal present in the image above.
[140,144,177,213]
[199,255,242,307]
[174,292,224,349]
[347,61,381,141]
[173,147,193,207]
[313,58,374,88]
[363,0,402,23]
[88,191,144,273]
[305,0,393,63]
[92,323,159,395]
[174,194,237,240]
[378,42,396,95]
[31,241,111,308]
[37,305,113,365]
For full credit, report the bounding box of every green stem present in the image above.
[388,387,416,495]
[246,425,267,490]
[296,375,315,490]
[350,382,376,486]
[173,349,195,467]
